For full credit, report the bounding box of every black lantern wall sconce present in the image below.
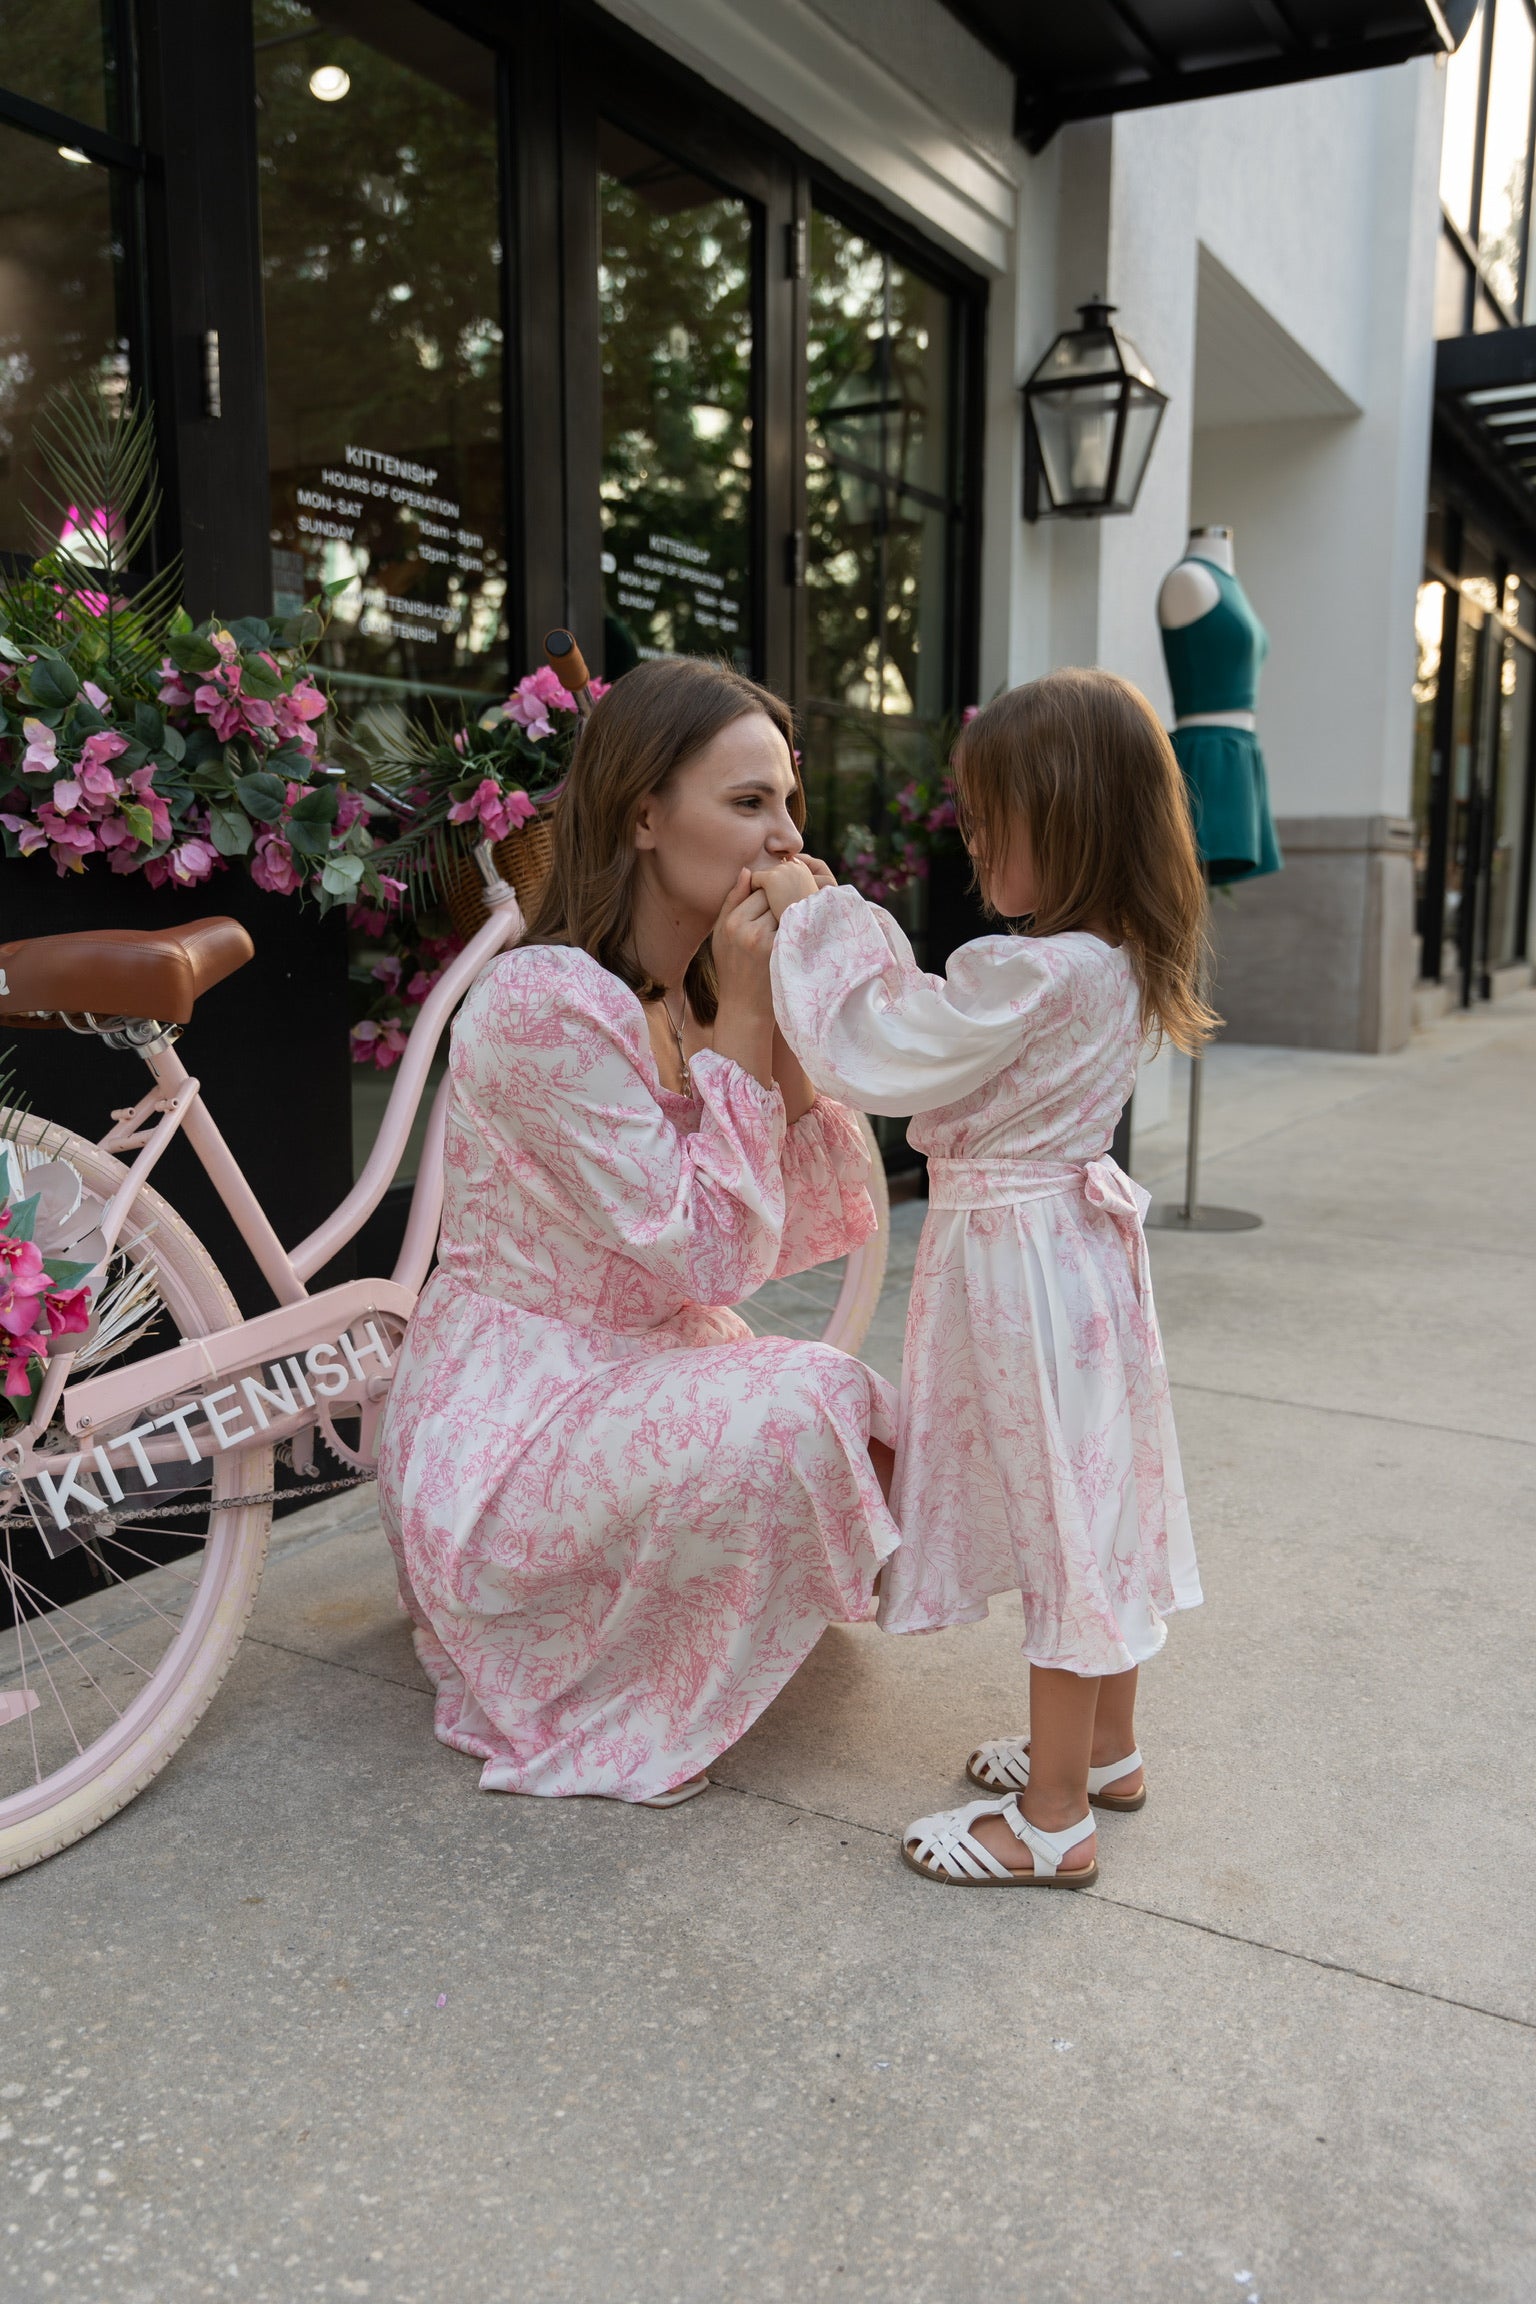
[1022,299,1167,521]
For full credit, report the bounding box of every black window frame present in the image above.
[1437,0,1536,334]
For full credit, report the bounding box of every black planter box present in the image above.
[0,858,353,1314]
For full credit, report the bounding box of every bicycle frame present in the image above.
[1,864,525,1524]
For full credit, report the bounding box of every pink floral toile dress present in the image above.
[376,943,899,1802]
[771,885,1202,1678]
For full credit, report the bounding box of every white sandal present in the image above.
[902,1794,1098,1887]
[636,1773,710,1808]
[967,1740,1146,1812]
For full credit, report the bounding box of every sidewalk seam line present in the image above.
[1169,1379,1536,1450]
[712,1780,1534,2034]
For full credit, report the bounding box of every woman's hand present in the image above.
[753,858,821,921]
[710,869,778,1090]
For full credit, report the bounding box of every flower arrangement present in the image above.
[0,382,400,916]
[368,662,607,892]
[0,1182,93,1410]
[349,663,609,1067]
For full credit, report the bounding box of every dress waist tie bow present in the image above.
[925,1154,1161,1365]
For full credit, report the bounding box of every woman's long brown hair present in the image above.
[950,667,1218,1053]
[519,655,802,1023]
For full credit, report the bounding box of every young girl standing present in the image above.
[762,668,1211,1887]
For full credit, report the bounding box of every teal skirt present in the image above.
[1172,725,1283,886]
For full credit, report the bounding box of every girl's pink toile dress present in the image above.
[771,885,1201,1677]
[377,944,898,1802]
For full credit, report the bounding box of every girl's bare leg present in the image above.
[868,1437,895,1503]
[969,1666,1098,1873]
[1092,1664,1144,1798]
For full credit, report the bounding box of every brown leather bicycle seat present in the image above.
[0,918,254,1026]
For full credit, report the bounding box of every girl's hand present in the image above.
[802,854,837,893]
[711,870,777,1087]
[753,858,820,921]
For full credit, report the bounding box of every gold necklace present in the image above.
[661,986,692,1096]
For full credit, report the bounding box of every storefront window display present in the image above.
[254,1,507,706]
[598,125,754,677]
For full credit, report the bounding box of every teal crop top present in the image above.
[1159,562,1269,718]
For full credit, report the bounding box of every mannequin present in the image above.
[1156,524,1279,884]
[1145,523,1279,1234]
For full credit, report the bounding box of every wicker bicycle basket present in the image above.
[440,807,557,943]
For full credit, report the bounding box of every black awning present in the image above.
[942,2,1476,152]
[1435,327,1536,554]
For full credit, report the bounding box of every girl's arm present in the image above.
[767,881,1054,1118]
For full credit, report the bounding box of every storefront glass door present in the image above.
[254,1,507,710]
[598,125,754,678]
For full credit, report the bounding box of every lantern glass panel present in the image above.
[1108,387,1165,511]
[1034,323,1119,389]
[1032,380,1121,507]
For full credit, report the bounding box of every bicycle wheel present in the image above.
[0,1112,273,1879]
[734,1115,890,1354]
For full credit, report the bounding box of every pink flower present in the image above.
[447,778,535,842]
[145,836,219,890]
[82,680,110,710]
[250,829,302,895]
[80,729,128,774]
[371,954,404,994]
[21,718,58,774]
[45,1285,92,1338]
[157,660,196,712]
[274,678,328,755]
[405,963,449,1004]
[0,813,47,856]
[127,767,172,841]
[927,797,957,832]
[334,789,369,834]
[504,665,581,740]
[0,1331,45,1398]
[0,1223,49,1339]
[50,778,83,815]
[350,1017,410,1070]
[960,705,979,724]
[193,675,244,741]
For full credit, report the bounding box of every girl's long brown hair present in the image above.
[950,668,1218,1053]
[519,655,802,1022]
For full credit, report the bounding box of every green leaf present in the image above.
[24,656,79,709]
[4,1192,38,1242]
[279,609,324,648]
[208,802,254,856]
[133,702,163,747]
[118,800,156,846]
[160,725,185,763]
[233,770,287,823]
[288,783,339,825]
[323,577,353,598]
[0,636,24,663]
[226,617,271,650]
[237,656,282,701]
[165,632,219,675]
[284,814,334,861]
[320,854,365,898]
[169,606,193,634]
[42,1254,94,1289]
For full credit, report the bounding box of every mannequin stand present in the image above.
[1145,1041,1261,1233]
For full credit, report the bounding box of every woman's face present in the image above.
[634,711,804,928]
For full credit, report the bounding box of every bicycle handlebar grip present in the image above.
[544,629,592,698]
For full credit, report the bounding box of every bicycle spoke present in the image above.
[2,1520,42,1786]
[0,1558,163,1683]
[13,1614,87,1757]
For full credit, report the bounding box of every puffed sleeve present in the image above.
[774,1097,878,1278]
[453,947,788,1304]
[770,883,1058,1117]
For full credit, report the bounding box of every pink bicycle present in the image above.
[0,855,888,1877]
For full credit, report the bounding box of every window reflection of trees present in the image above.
[254,0,507,702]
[803,209,957,903]
[599,128,753,677]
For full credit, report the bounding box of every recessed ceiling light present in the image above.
[308,64,351,102]
[58,146,91,165]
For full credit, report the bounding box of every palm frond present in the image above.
[5,379,184,687]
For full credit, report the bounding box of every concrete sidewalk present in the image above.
[3,996,1535,2303]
